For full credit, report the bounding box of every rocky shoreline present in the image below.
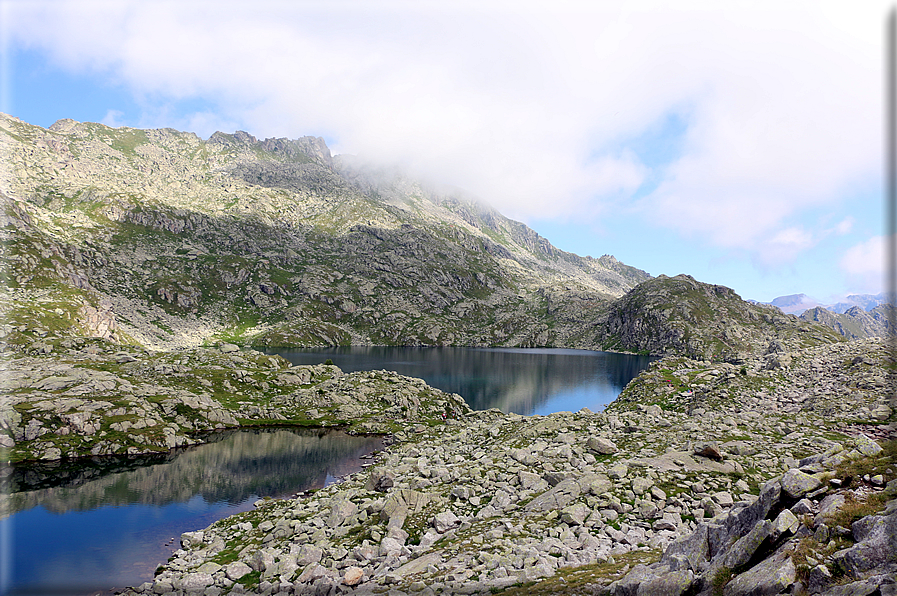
[0,340,468,466]
[105,337,895,596]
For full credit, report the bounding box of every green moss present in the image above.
[236,570,261,587]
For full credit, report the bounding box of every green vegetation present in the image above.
[492,550,660,595]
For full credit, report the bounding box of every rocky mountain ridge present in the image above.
[1,113,652,353]
[1,114,849,360]
[592,275,842,361]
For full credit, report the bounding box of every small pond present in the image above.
[2,428,384,595]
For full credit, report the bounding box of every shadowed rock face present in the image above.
[606,434,896,596]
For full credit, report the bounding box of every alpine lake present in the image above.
[4,347,652,595]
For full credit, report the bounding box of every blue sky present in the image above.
[1,0,891,303]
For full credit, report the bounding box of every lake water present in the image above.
[6,347,651,594]
[2,428,384,596]
[267,346,653,415]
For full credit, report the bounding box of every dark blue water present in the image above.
[267,346,653,415]
[2,428,384,596]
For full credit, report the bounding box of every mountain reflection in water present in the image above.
[3,428,384,595]
[268,346,653,415]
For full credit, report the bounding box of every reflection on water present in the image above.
[268,346,653,415]
[2,428,384,596]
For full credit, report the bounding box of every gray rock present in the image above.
[722,520,772,571]
[433,510,460,533]
[653,512,682,532]
[328,498,357,527]
[587,436,619,455]
[780,469,822,499]
[791,499,814,516]
[368,469,395,492]
[769,509,799,541]
[712,491,734,507]
[608,463,629,479]
[180,531,204,548]
[224,561,253,581]
[638,569,695,596]
[722,551,796,596]
[582,473,613,495]
[524,478,583,512]
[519,471,548,491]
[661,522,714,573]
[632,477,653,496]
[379,536,405,556]
[807,564,832,594]
[831,507,897,577]
[560,503,589,525]
[296,545,323,566]
[177,572,215,591]
[700,497,724,519]
[815,493,847,526]
[296,563,327,584]
[249,549,275,572]
[195,562,221,574]
[818,578,894,595]
[605,563,661,596]
[853,435,883,457]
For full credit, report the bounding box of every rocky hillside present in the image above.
[592,275,843,361]
[800,303,894,340]
[0,114,650,352]
[115,337,894,596]
[1,114,849,360]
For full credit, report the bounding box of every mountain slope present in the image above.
[593,275,843,361]
[0,114,649,351]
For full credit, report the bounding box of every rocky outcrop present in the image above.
[605,439,897,596]
[595,275,843,360]
[1,341,468,463]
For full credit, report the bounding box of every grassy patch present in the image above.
[492,550,660,595]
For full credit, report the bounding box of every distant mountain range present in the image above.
[742,292,894,341]
[755,292,895,316]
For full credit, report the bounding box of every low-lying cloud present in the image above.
[5,0,886,269]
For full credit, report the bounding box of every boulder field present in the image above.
[107,338,894,596]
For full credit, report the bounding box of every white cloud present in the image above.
[100,109,125,128]
[4,0,887,263]
[834,217,854,235]
[839,235,891,294]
